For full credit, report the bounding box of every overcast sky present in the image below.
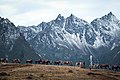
[0,0,120,26]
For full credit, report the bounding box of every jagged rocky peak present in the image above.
[70,14,75,18]
[100,12,118,21]
[91,12,120,26]
[67,13,89,24]
[56,14,64,21]
[0,16,15,28]
[55,14,65,27]
[108,11,115,17]
[67,14,77,20]
[108,11,113,15]
[91,12,120,48]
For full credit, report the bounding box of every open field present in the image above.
[0,63,120,80]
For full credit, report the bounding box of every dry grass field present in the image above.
[0,63,120,80]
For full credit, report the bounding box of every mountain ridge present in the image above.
[0,17,40,62]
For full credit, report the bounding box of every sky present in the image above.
[0,0,120,26]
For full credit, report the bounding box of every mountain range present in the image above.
[0,12,120,65]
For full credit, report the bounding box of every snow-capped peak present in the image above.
[100,12,118,21]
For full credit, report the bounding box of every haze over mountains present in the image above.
[0,12,120,65]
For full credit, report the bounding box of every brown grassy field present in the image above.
[0,63,120,80]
